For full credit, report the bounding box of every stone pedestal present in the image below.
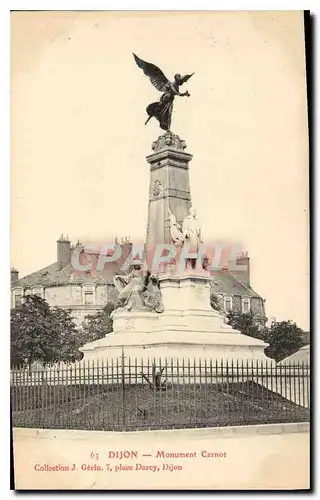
[80,271,270,363]
[80,132,272,365]
[146,132,192,246]
[156,271,236,333]
[111,309,160,335]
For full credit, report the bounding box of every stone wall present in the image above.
[212,292,265,322]
[12,284,115,327]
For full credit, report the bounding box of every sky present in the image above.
[11,11,309,329]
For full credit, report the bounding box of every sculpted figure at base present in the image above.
[168,207,203,270]
[182,207,202,248]
[168,208,184,246]
[113,265,164,313]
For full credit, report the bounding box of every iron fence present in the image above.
[11,357,310,431]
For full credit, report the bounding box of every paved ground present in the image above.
[13,423,310,490]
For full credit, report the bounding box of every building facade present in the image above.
[11,235,124,326]
[209,251,267,326]
[11,236,267,327]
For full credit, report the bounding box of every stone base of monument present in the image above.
[80,271,272,363]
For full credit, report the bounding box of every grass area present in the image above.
[11,380,310,431]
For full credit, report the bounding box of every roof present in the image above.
[13,261,262,298]
[302,331,310,344]
[279,345,310,364]
[12,260,120,288]
[210,271,261,298]
[13,240,135,289]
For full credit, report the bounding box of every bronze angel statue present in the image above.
[133,53,194,131]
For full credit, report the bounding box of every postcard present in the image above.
[11,10,310,490]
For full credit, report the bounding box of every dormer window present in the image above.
[12,288,23,308]
[82,284,95,305]
[242,297,251,313]
[224,295,233,312]
[32,286,44,298]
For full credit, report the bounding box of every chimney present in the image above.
[235,250,250,286]
[57,234,71,269]
[11,267,19,285]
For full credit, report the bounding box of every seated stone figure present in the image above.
[113,265,163,313]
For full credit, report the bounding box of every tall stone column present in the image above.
[146,131,193,246]
[80,131,271,364]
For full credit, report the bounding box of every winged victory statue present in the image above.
[133,53,194,131]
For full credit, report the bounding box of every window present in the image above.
[15,294,22,307]
[32,287,43,298]
[13,289,23,308]
[242,297,250,313]
[82,285,95,305]
[224,295,233,312]
[84,290,94,305]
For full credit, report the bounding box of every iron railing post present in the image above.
[121,348,125,431]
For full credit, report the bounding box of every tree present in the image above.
[226,312,306,362]
[11,295,83,368]
[264,320,305,362]
[226,311,267,341]
[80,303,116,344]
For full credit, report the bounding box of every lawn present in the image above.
[11,380,310,431]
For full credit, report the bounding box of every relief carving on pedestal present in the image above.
[152,131,187,152]
[151,179,163,198]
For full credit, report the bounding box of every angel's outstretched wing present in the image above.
[133,53,170,92]
[180,73,194,85]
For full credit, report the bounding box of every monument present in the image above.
[80,55,270,362]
